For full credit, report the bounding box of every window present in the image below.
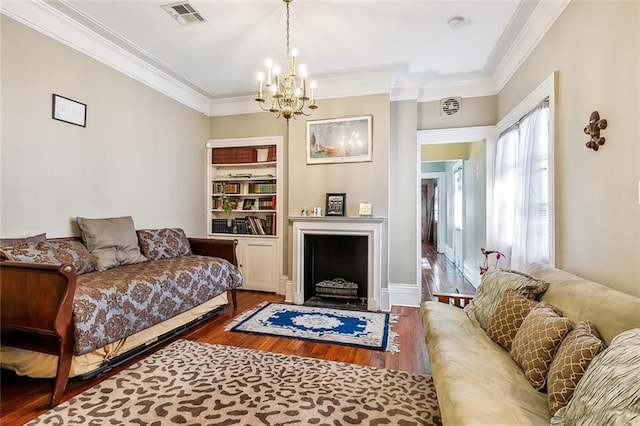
[490,99,550,270]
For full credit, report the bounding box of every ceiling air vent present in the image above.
[440,97,461,116]
[161,2,206,25]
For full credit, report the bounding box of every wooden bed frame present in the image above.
[0,237,238,407]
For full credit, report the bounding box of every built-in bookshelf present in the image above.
[208,144,278,236]
[206,137,283,293]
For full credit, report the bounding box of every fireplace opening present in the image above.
[303,234,368,310]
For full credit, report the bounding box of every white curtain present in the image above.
[490,100,550,270]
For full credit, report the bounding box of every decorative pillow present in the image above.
[136,228,192,261]
[464,269,550,329]
[547,321,604,416]
[551,328,640,425]
[510,302,573,390]
[0,240,97,275]
[76,216,147,271]
[486,290,539,350]
[0,232,47,247]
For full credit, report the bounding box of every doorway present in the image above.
[417,126,493,290]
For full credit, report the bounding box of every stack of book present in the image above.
[248,182,277,194]
[212,147,257,164]
[213,182,241,194]
[257,197,276,210]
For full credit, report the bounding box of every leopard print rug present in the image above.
[29,340,442,426]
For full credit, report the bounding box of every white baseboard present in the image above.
[444,245,454,262]
[463,262,481,288]
[278,275,288,296]
[285,280,293,303]
[388,282,421,308]
[380,288,391,312]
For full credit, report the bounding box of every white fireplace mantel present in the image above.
[288,216,386,311]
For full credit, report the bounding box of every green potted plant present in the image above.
[220,193,240,233]
[220,193,234,230]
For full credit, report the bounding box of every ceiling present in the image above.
[2,0,568,115]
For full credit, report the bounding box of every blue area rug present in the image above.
[225,302,399,353]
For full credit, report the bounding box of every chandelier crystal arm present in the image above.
[254,0,317,120]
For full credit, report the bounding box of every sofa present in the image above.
[0,217,243,407]
[422,263,640,425]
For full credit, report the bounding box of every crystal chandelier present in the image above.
[255,0,317,120]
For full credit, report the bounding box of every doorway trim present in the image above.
[416,125,494,292]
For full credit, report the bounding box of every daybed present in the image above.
[0,219,243,407]
[422,263,640,425]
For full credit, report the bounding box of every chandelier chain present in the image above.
[285,1,290,58]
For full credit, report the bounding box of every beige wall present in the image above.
[389,99,418,286]
[421,143,472,161]
[288,94,390,284]
[0,16,209,238]
[208,94,390,284]
[418,96,497,130]
[498,1,640,296]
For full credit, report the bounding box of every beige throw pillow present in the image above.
[486,290,539,351]
[510,302,573,390]
[547,321,604,415]
[76,216,147,271]
[464,269,549,330]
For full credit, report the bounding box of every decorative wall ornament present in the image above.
[584,111,607,151]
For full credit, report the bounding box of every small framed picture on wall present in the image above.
[52,94,87,127]
[325,193,346,216]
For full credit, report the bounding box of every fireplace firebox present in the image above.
[303,235,368,307]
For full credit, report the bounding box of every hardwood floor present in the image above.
[0,291,430,425]
[421,241,476,302]
[1,251,472,425]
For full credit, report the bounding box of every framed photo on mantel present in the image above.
[325,193,346,216]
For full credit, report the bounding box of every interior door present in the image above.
[453,163,464,271]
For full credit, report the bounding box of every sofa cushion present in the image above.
[136,228,192,261]
[551,328,640,425]
[464,269,549,329]
[72,255,242,355]
[510,302,573,390]
[0,240,96,275]
[422,301,551,425]
[486,290,539,350]
[76,216,147,271]
[547,321,604,415]
[0,233,47,247]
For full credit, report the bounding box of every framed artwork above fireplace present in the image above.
[306,116,372,164]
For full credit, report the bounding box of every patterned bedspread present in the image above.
[72,255,242,355]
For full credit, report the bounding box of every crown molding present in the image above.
[492,0,571,92]
[1,0,210,114]
[210,70,395,116]
[2,0,570,116]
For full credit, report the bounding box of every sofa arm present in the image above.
[433,292,474,308]
[188,238,238,268]
[0,260,77,407]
